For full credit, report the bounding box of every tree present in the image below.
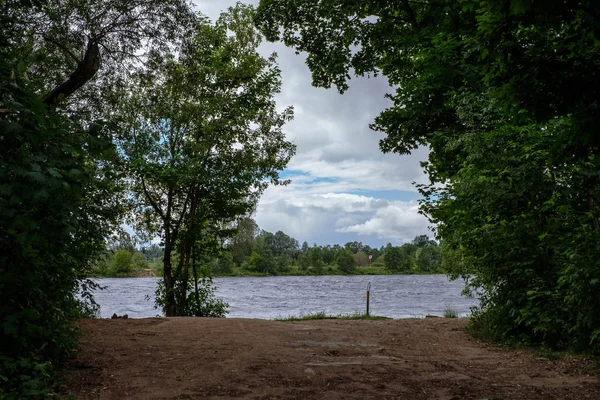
[336,248,356,274]
[0,36,121,398]
[112,249,134,275]
[321,245,336,264]
[255,0,600,353]
[230,217,259,265]
[1,0,198,396]
[301,241,310,254]
[248,237,278,275]
[108,231,137,253]
[261,230,300,259]
[400,243,418,258]
[354,251,369,267]
[208,251,234,276]
[143,243,164,262]
[384,245,411,273]
[412,235,436,248]
[344,241,364,253]
[307,246,325,274]
[120,5,295,316]
[415,246,442,273]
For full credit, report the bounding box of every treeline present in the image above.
[96,220,444,277]
[219,218,442,275]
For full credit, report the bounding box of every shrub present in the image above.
[112,249,134,275]
[154,276,228,317]
[336,249,356,274]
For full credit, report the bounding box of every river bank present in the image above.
[90,264,443,278]
[60,317,598,399]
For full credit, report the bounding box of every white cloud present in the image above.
[336,202,428,242]
[256,186,431,247]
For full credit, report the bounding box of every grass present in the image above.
[275,311,392,322]
[443,306,459,318]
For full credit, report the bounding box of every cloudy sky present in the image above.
[196,1,432,247]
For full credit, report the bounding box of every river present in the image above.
[92,275,478,319]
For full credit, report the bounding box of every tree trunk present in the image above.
[174,186,200,314]
[42,39,101,106]
[163,229,177,317]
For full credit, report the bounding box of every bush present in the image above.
[336,249,356,274]
[0,55,118,397]
[91,251,113,276]
[354,251,369,267]
[112,249,134,275]
[132,252,148,269]
[154,276,228,317]
[208,252,234,275]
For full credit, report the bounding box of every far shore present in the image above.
[91,265,446,279]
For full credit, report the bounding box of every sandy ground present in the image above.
[61,317,599,399]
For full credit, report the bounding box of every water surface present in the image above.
[93,275,477,319]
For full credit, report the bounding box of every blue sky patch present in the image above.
[347,190,420,202]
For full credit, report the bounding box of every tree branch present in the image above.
[141,176,166,221]
[42,39,100,106]
[42,34,81,64]
[401,0,420,32]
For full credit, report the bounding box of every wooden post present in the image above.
[366,282,371,316]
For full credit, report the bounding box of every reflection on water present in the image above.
[93,275,478,319]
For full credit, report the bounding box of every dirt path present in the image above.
[61,318,598,399]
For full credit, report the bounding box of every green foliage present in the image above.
[132,252,148,269]
[247,239,278,275]
[336,248,356,274]
[207,251,234,276]
[432,124,600,352]
[384,245,411,272]
[1,0,195,396]
[354,251,369,267]
[154,276,228,318]
[416,246,442,273]
[112,249,134,275]
[91,251,113,276]
[223,226,439,276]
[443,307,459,319]
[142,243,164,263]
[231,218,259,265]
[1,26,118,400]
[90,249,150,277]
[412,235,437,248]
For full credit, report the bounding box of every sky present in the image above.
[195,1,432,248]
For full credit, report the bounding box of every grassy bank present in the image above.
[275,311,392,321]
[90,263,445,278]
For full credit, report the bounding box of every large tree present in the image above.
[256,0,600,352]
[1,0,196,396]
[119,5,295,316]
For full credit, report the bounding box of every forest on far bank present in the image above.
[91,219,443,277]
